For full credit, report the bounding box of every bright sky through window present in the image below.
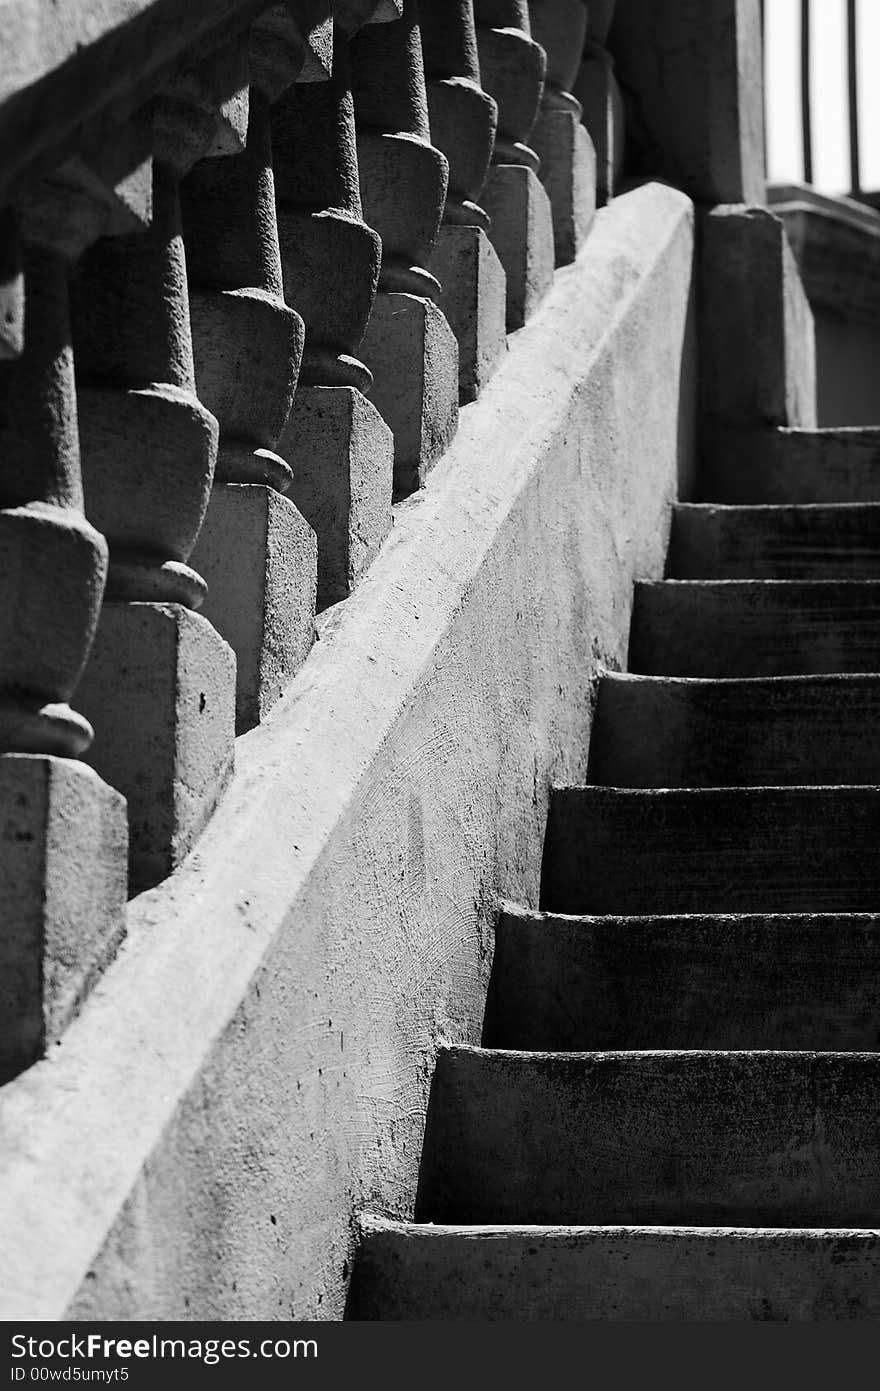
[765,0,880,194]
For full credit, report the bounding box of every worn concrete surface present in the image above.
[0,754,127,1082]
[415,1045,880,1225]
[532,109,596,266]
[589,672,880,788]
[699,207,816,452]
[359,290,460,498]
[484,906,880,1052]
[0,181,695,1320]
[668,502,880,579]
[482,165,555,330]
[701,427,880,505]
[475,21,545,170]
[630,578,880,677]
[77,602,236,893]
[430,225,508,403]
[542,785,880,916]
[189,484,317,732]
[350,1217,880,1320]
[279,384,393,610]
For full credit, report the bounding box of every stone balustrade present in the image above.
[0,0,600,1082]
[420,0,507,403]
[271,3,394,608]
[529,0,595,265]
[351,0,459,496]
[182,42,317,732]
[474,0,555,328]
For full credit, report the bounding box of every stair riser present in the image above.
[700,429,880,506]
[485,912,880,1051]
[629,582,880,678]
[416,1049,880,1226]
[541,786,880,915]
[668,507,880,580]
[351,1224,880,1321]
[588,675,880,787]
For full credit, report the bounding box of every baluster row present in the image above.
[0,0,612,1079]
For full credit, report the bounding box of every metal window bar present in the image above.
[847,0,861,196]
[793,0,861,197]
[801,0,813,185]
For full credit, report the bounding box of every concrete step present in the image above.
[484,905,880,1051]
[350,1217,880,1320]
[414,1045,880,1226]
[540,785,880,915]
[629,580,880,677]
[701,427,880,504]
[587,671,880,787]
[667,503,880,579]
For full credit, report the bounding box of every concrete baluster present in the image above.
[0,150,150,1075]
[249,1,335,96]
[474,0,555,328]
[573,0,624,204]
[528,0,596,265]
[351,0,460,498]
[70,48,252,893]
[0,208,23,359]
[421,0,507,402]
[272,6,395,609]
[183,78,317,732]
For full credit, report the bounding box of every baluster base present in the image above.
[190,485,318,732]
[482,166,555,332]
[573,47,625,207]
[280,385,393,612]
[430,226,508,405]
[0,753,127,1082]
[77,603,235,894]
[360,292,460,500]
[532,110,597,267]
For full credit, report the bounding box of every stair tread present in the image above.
[415,1045,880,1227]
[485,905,880,1051]
[350,1217,880,1320]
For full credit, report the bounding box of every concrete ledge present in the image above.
[0,181,695,1320]
[768,183,880,326]
[767,183,880,426]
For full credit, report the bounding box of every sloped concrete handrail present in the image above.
[0,179,694,1319]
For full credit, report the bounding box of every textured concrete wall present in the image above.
[813,310,880,427]
[0,180,695,1321]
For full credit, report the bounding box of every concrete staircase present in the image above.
[349,423,880,1320]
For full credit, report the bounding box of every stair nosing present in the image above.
[673,502,880,514]
[439,1043,880,1063]
[636,577,880,587]
[595,670,880,685]
[359,1216,880,1238]
[497,903,880,926]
